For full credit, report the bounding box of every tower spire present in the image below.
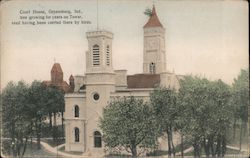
[143,4,166,74]
[143,5,163,28]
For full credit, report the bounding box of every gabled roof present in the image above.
[143,5,163,28]
[127,74,160,88]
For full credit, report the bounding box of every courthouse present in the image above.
[60,5,182,154]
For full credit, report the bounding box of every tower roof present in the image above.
[143,5,163,28]
[69,74,74,80]
[51,63,63,73]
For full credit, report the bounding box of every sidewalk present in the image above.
[35,140,88,158]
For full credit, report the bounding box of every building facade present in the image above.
[64,5,182,155]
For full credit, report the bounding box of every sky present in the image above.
[0,0,249,89]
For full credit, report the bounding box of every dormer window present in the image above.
[93,45,100,66]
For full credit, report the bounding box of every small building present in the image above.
[43,63,74,93]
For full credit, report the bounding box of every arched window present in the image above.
[150,62,156,74]
[93,45,100,66]
[75,127,80,142]
[74,105,79,117]
[106,45,110,66]
[94,131,102,148]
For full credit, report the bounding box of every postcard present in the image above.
[0,0,248,157]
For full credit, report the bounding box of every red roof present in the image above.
[127,74,160,88]
[51,63,63,73]
[43,63,73,93]
[144,5,163,28]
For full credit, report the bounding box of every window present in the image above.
[75,127,80,142]
[150,62,156,74]
[74,105,79,117]
[94,131,102,148]
[106,45,110,66]
[93,45,100,66]
[93,93,100,101]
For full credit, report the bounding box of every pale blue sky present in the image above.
[1,0,248,88]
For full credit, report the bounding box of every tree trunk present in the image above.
[53,126,56,142]
[21,137,28,158]
[204,138,210,158]
[239,121,243,151]
[53,112,57,126]
[61,111,64,137]
[166,128,172,158]
[216,134,221,157]
[171,129,175,157]
[210,136,215,158]
[181,133,184,158]
[193,139,201,158]
[222,135,226,157]
[233,118,237,141]
[243,121,247,136]
[36,120,41,149]
[37,133,41,149]
[30,137,33,146]
[193,144,197,158]
[49,112,52,128]
[11,124,16,156]
[16,139,21,157]
[52,112,57,141]
[131,144,137,157]
[198,145,201,158]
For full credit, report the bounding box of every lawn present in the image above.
[58,146,83,155]
[2,140,62,158]
[41,138,65,147]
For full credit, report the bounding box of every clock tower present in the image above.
[143,5,166,74]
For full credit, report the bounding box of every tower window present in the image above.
[93,45,100,66]
[150,62,156,74]
[106,45,110,66]
[74,105,79,117]
[94,131,102,148]
[75,127,80,142]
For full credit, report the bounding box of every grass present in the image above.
[184,146,246,156]
[146,150,168,156]
[58,146,83,155]
[41,138,65,147]
[2,141,61,158]
[146,140,192,156]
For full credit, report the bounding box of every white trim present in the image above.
[65,93,86,98]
